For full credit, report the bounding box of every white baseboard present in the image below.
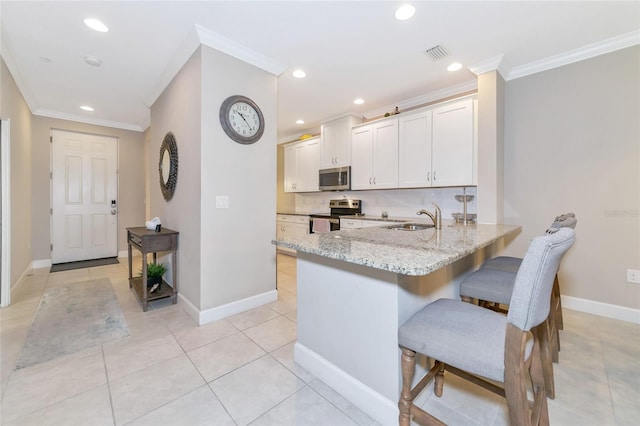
[181,289,278,326]
[32,259,52,269]
[294,342,398,426]
[118,250,128,258]
[562,295,640,324]
[9,263,32,299]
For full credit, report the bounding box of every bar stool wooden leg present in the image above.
[399,348,416,426]
[533,322,555,399]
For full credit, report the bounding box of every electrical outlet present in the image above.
[628,269,640,284]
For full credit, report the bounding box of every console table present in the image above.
[127,227,179,311]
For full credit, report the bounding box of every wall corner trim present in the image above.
[561,295,640,324]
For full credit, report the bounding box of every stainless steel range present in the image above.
[309,199,362,233]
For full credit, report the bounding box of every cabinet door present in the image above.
[284,144,298,192]
[371,119,398,189]
[320,121,337,168]
[334,117,352,166]
[351,125,374,190]
[432,99,474,187]
[302,138,320,192]
[399,110,432,188]
[321,116,358,168]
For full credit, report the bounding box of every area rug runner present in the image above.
[50,257,119,273]
[14,278,130,370]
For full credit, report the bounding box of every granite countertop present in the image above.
[277,211,314,216]
[272,223,521,276]
[338,214,419,223]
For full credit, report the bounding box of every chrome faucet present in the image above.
[417,203,442,229]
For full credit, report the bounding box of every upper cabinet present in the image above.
[320,115,361,168]
[398,110,433,188]
[431,98,475,187]
[399,97,476,188]
[352,118,399,190]
[284,137,320,193]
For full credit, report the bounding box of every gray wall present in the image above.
[502,45,640,309]
[199,45,277,311]
[1,59,32,285]
[149,48,202,308]
[30,117,145,260]
[149,45,277,314]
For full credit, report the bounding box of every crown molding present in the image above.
[507,29,640,81]
[467,54,512,80]
[145,26,202,108]
[33,109,145,132]
[1,31,38,115]
[361,79,478,119]
[195,24,287,76]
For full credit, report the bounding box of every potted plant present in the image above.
[143,262,166,293]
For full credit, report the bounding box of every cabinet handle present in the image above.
[369,177,372,185]
[427,172,430,182]
[433,171,437,182]
[373,177,376,184]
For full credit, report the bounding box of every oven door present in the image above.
[309,216,340,233]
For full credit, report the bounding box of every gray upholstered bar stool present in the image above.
[458,214,577,399]
[478,213,577,353]
[398,229,575,426]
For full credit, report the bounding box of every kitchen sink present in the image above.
[386,223,434,231]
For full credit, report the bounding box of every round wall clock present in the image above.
[219,95,265,144]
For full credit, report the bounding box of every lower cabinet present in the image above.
[276,214,309,253]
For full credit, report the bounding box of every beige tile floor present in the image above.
[0,253,638,425]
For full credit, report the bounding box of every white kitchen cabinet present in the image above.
[398,110,432,188]
[276,214,310,253]
[431,98,475,186]
[320,115,361,168]
[351,118,399,190]
[284,138,320,193]
[398,97,475,188]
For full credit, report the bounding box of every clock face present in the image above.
[228,102,260,137]
[220,95,265,144]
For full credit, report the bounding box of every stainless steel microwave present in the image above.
[319,166,351,191]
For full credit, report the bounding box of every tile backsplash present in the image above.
[287,187,477,220]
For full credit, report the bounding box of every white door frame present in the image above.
[1,119,11,307]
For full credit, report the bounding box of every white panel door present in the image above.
[51,130,118,263]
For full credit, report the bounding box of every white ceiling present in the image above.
[2,1,639,142]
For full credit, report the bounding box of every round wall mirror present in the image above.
[159,132,178,201]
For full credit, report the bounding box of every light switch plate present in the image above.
[215,196,229,209]
[628,269,640,284]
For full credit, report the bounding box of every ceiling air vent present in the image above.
[425,45,449,61]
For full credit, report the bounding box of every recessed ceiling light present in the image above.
[447,62,463,72]
[353,98,364,105]
[296,119,305,124]
[395,4,416,20]
[80,105,94,112]
[85,56,102,67]
[292,69,306,78]
[83,18,109,33]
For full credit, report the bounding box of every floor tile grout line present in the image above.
[205,383,240,426]
[101,346,118,426]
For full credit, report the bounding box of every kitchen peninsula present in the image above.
[273,222,520,425]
